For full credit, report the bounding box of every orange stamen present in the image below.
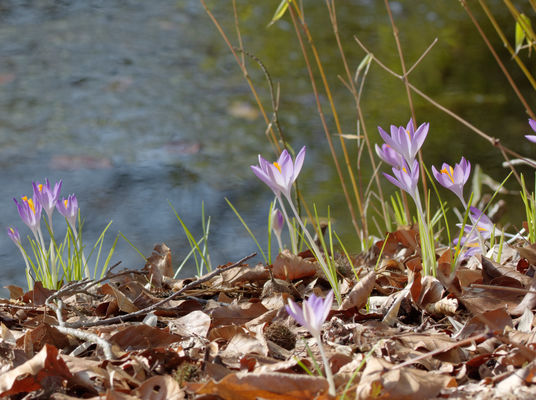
[440,166,455,184]
[273,162,282,173]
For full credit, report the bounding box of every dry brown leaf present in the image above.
[210,302,268,328]
[355,357,456,400]
[144,243,173,287]
[455,307,513,339]
[136,375,185,400]
[100,283,139,313]
[109,325,182,350]
[339,271,376,311]
[5,285,23,300]
[271,250,319,280]
[170,310,211,338]
[481,256,532,287]
[22,281,55,305]
[189,371,330,400]
[0,344,72,397]
[510,275,536,316]
[15,323,70,353]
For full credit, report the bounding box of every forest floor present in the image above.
[2,232,536,400]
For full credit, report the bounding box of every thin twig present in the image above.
[66,252,256,328]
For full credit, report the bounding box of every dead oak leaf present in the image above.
[271,250,319,280]
[188,371,330,400]
[339,271,376,311]
[109,325,182,350]
[0,344,72,397]
[136,375,185,400]
[355,357,456,400]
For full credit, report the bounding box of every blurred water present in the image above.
[0,1,534,294]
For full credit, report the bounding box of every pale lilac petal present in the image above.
[526,135,536,143]
[530,118,536,133]
[251,165,280,195]
[292,146,306,181]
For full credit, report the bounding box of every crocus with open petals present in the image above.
[251,147,306,199]
[14,196,42,234]
[432,157,471,206]
[56,194,78,230]
[33,179,62,219]
[286,290,333,338]
[378,119,429,166]
[383,160,420,201]
[526,119,536,143]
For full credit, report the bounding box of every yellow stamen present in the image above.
[64,199,69,208]
[9,227,15,234]
[38,184,43,192]
[273,162,282,173]
[440,166,455,184]
[23,196,35,214]
[406,129,411,139]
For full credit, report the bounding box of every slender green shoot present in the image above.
[169,202,211,276]
[119,232,147,261]
[225,197,267,264]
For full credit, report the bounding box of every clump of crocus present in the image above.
[9,180,91,289]
[286,290,335,396]
[525,118,536,143]
[377,119,436,275]
[252,147,341,302]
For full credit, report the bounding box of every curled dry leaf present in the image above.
[144,243,173,287]
[109,325,182,350]
[339,271,376,311]
[510,274,536,316]
[189,371,330,400]
[481,256,532,288]
[100,283,139,314]
[0,344,72,397]
[136,375,185,400]
[355,357,456,400]
[271,250,319,280]
[22,281,55,306]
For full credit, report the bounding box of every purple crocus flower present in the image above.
[465,206,495,238]
[383,160,420,201]
[432,157,471,206]
[56,194,78,229]
[286,290,333,338]
[7,227,21,246]
[375,143,405,168]
[526,118,536,143]
[33,179,62,220]
[251,146,306,199]
[14,196,42,234]
[377,119,429,165]
[454,207,495,258]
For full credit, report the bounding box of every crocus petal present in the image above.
[526,135,536,143]
[530,118,536,133]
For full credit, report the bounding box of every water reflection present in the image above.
[0,1,533,294]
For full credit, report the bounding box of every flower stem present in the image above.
[315,333,336,396]
[414,194,436,276]
[276,195,297,254]
[285,196,340,303]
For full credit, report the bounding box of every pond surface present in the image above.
[0,1,534,294]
